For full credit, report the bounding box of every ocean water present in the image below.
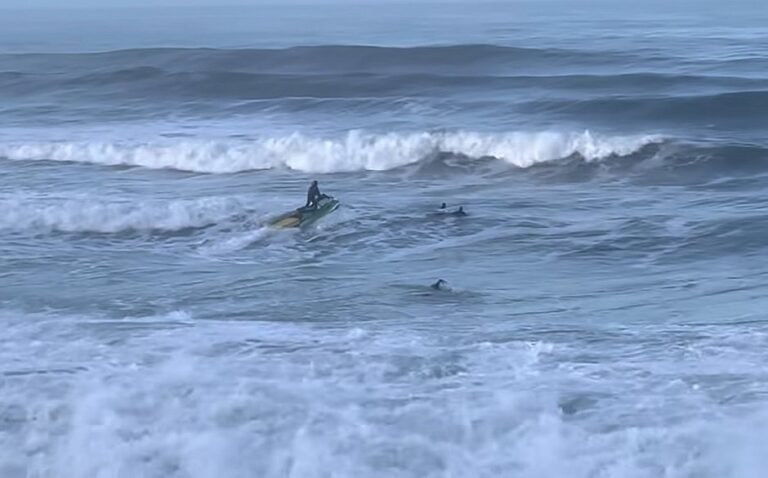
[3,1,768,476]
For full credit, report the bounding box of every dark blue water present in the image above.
[3,2,768,477]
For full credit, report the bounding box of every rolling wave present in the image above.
[0,196,247,234]
[0,130,660,174]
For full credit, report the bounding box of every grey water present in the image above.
[3,1,768,476]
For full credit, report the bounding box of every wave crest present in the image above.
[0,130,662,174]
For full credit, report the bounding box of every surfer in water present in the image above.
[431,279,449,290]
[438,203,467,216]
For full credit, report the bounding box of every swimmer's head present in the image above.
[431,279,448,290]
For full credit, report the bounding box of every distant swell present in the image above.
[4,69,763,103]
[1,45,617,75]
[3,45,768,130]
[4,59,767,105]
[0,131,661,174]
[526,91,768,125]
[0,44,650,103]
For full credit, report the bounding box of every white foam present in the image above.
[197,226,275,255]
[0,130,662,174]
[0,195,247,233]
[3,308,768,478]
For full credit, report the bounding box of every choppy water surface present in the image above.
[3,1,768,476]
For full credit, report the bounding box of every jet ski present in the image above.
[268,195,340,229]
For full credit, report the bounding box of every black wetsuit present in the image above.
[305,183,322,209]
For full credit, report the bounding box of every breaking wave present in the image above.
[0,130,662,174]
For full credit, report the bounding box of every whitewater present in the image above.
[3,1,768,477]
[0,130,661,173]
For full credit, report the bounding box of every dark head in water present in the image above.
[431,279,448,290]
[453,206,467,216]
[440,202,447,209]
